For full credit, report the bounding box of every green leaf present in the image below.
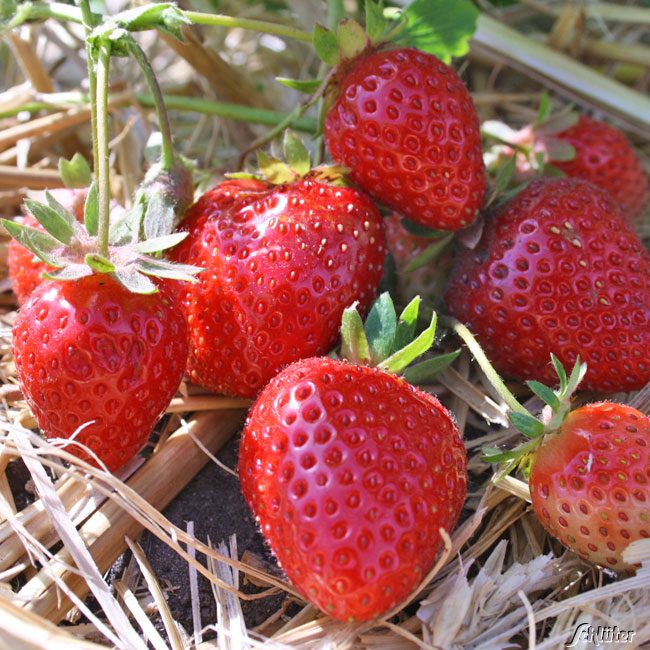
[283,130,311,177]
[337,18,369,60]
[313,24,340,66]
[403,349,460,384]
[42,264,94,282]
[136,258,202,282]
[2,219,65,268]
[378,311,437,374]
[527,380,560,411]
[340,302,371,365]
[58,153,92,188]
[551,354,568,394]
[393,296,421,352]
[85,253,115,273]
[365,0,387,44]
[84,182,99,237]
[24,198,74,245]
[399,218,448,239]
[397,0,479,63]
[509,412,545,439]
[135,232,189,254]
[276,77,323,94]
[404,233,454,273]
[534,92,551,127]
[114,266,158,294]
[364,292,397,364]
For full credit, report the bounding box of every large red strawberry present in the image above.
[13,274,188,471]
[550,116,649,221]
[169,176,386,398]
[530,402,649,572]
[445,177,650,393]
[8,188,87,304]
[325,47,486,231]
[239,297,466,621]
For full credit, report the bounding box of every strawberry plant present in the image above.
[239,294,464,621]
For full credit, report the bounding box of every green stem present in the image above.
[96,41,112,258]
[441,316,529,416]
[6,2,85,28]
[126,39,174,170]
[79,0,98,181]
[182,10,311,42]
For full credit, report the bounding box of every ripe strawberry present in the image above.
[169,177,386,398]
[445,178,650,392]
[324,47,486,231]
[551,116,649,221]
[8,188,87,304]
[240,354,466,621]
[13,274,188,471]
[384,212,452,306]
[529,402,649,571]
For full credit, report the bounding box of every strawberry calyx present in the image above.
[340,292,460,384]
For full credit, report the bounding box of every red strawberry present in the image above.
[325,47,486,232]
[529,402,650,571]
[552,116,649,221]
[445,178,650,392]
[169,177,386,398]
[13,274,188,472]
[8,188,87,304]
[239,355,467,621]
[384,212,452,305]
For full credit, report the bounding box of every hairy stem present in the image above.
[126,39,174,170]
[96,41,112,257]
[442,316,529,416]
[79,0,98,180]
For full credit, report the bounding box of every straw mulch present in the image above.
[0,1,649,648]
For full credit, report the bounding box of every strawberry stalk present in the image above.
[79,0,99,182]
[95,39,112,258]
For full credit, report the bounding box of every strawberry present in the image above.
[324,47,486,231]
[8,188,87,304]
[384,212,453,306]
[169,175,386,398]
[239,296,466,621]
[445,178,650,393]
[550,116,649,221]
[530,402,650,572]
[13,274,188,471]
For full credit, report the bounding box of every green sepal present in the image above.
[399,218,449,239]
[403,349,460,385]
[143,193,176,241]
[283,130,311,177]
[313,24,340,66]
[23,198,74,245]
[42,264,94,282]
[527,380,561,411]
[534,92,551,128]
[44,191,86,240]
[257,150,297,185]
[2,219,65,268]
[565,357,587,397]
[509,412,545,439]
[113,266,158,294]
[109,201,144,246]
[136,258,202,283]
[551,353,568,394]
[85,253,115,273]
[379,311,437,374]
[536,109,579,136]
[393,296,420,352]
[58,153,92,189]
[135,232,189,254]
[405,233,454,273]
[365,292,397,364]
[490,154,517,200]
[276,77,322,94]
[542,139,576,162]
[340,302,371,365]
[365,0,387,44]
[84,182,99,237]
[337,18,369,60]
[225,172,261,181]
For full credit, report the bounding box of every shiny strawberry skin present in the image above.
[445,178,650,392]
[170,178,386,398]
[384,212,452,305]
[530,403,650,571]
[239,356,467,621]
[8,188,87,305]
[325,47,486,231]
[13,275,188,472]
[553,116,649,221]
